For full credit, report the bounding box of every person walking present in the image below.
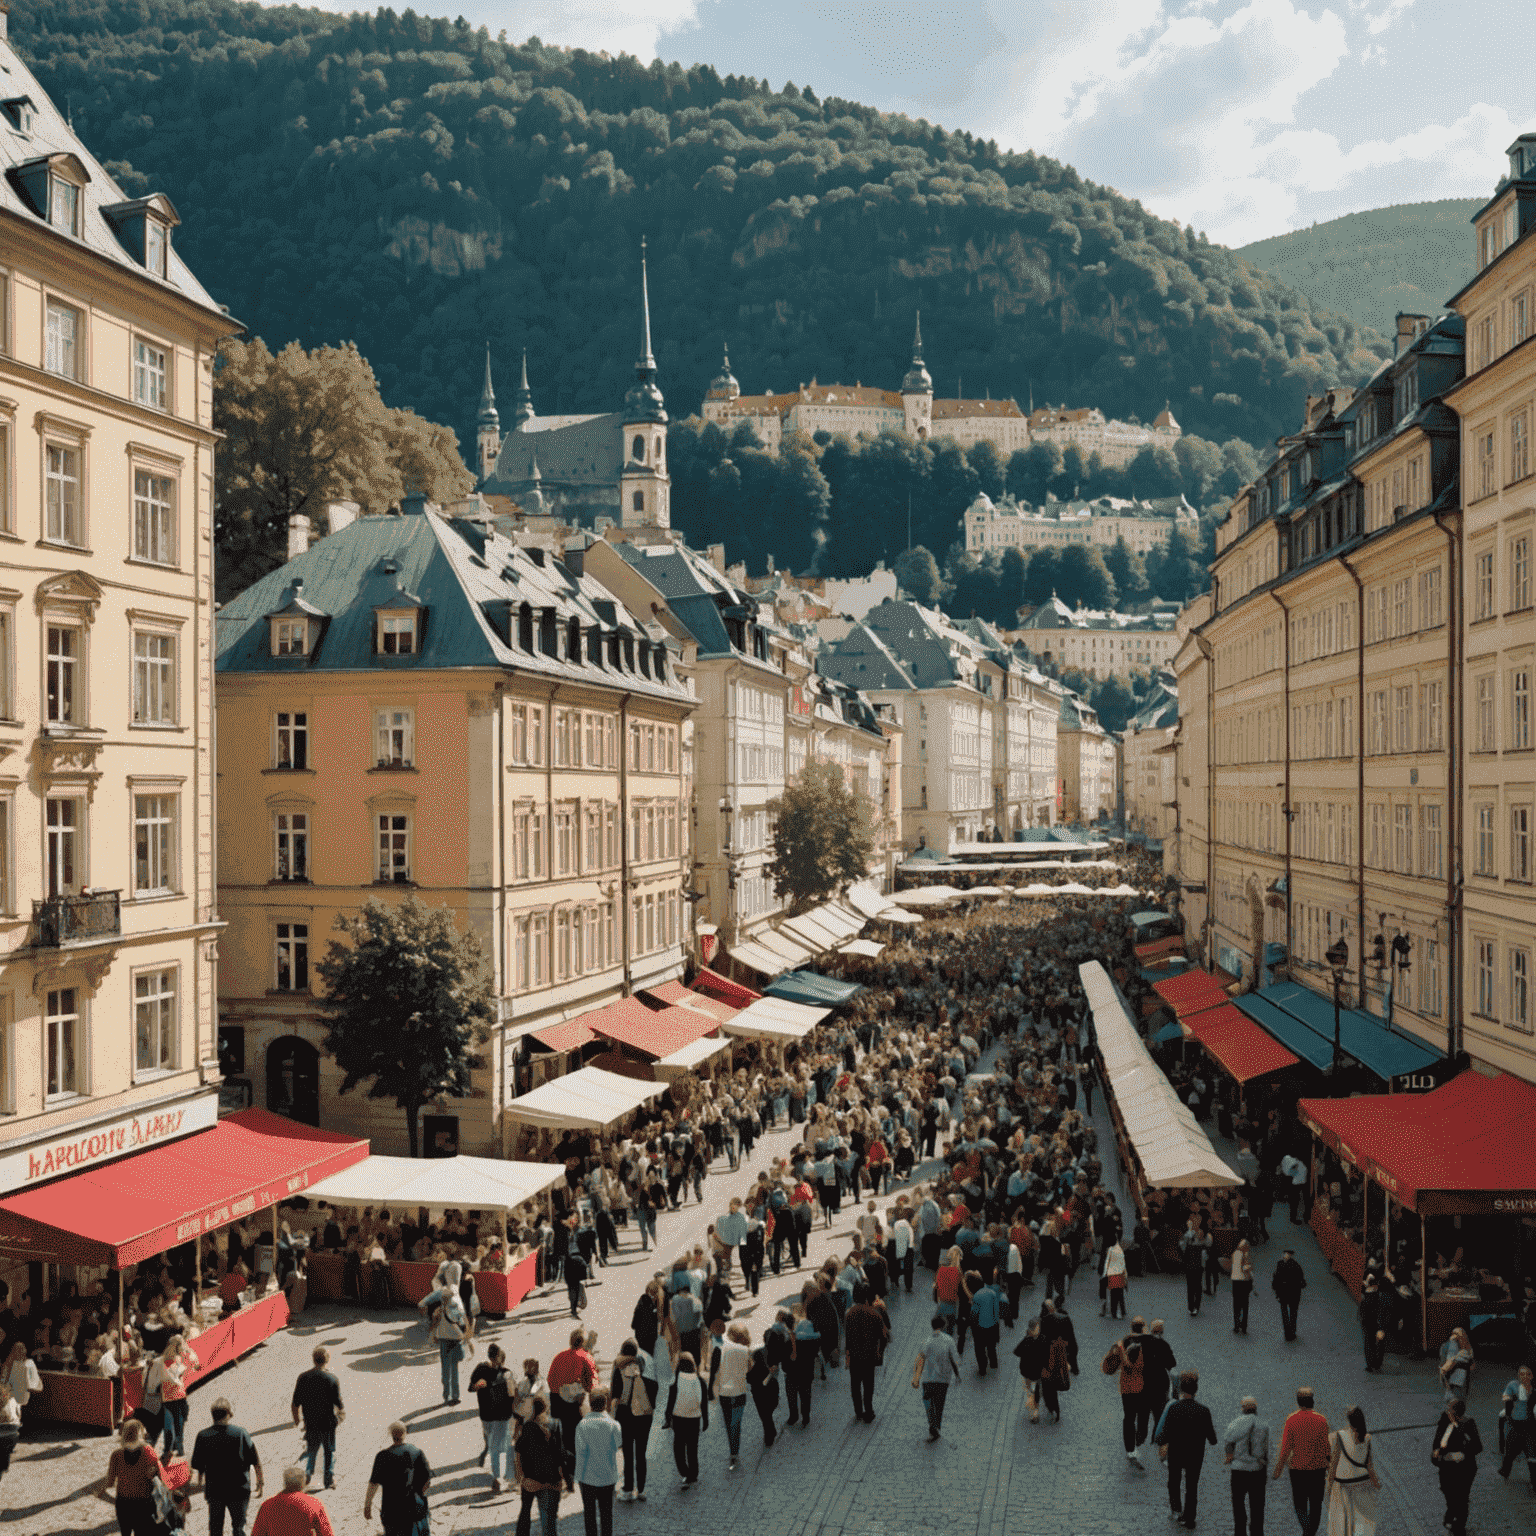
[100,1418,165,1536]
[1102,1240,1128,1321]
[1223,1394,1270,1536]
[153,1333,200,1460]
[1273,1387,1331,1536]
[1498,1363,1536,1487]
[467,1343,514,1493]
[190,1397,264,1536]
[969,1274,1003,1376]
[912,1313,963,1443]
[1272,1250,1307,1342]
[1430,1398,1482,1536]
[844,1285,888,1422]
[512,1397,562,1536]
[1013,1318,1050,1425]
[1357,1279,1388,1373]
[250,1467,336,1536]
[1231,1240,1255,1335]
[1104,1320,1149,1468]
[573,1389,622,1536]
[611,1340,656,1500]
[1327,1404,1380,1536]
[1438,1328,1474,1405]
[547,1328,597,1494]
[710,1323,753,1468]
[1156,1369,1217,1530]
[0,1381,19,1492]
[427,1284,469,1406]
[364,1422,432,1536]
[663,1351,708,1489]
[1279,1153,1309,1223]
[1178,1218,1210,1319]
[290,1345,345,1490]
[1140,1319,1179,1462]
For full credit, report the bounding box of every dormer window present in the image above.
[2,97,36,136]
[13,153,91,242]
[272,619,310,657]
[145,218,168,278]
[267,580,326,657]
[378,612,416,654]
[100,193,181,277]
[49,176,80,238]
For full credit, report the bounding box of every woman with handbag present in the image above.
[1430,1397,1481,1536]
[1013,1318,1050,1425]
[610,1338,656,1500]
[1102,1241,1129,1321]
[100,1417,165,1536]
[663,1351,708,1488]
[513,1397,562,1536]
[153,1334,200,1460]
[429,1284,469,1405]
[1327,1404,1381,1536]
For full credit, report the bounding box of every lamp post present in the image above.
[1326,937,1350,1079]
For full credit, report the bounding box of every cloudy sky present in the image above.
[293,1,1526,247]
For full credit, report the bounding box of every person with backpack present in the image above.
[468,1343,515,1493]
[609,1340,656,1501]
[1223,1394,1271,1536]
[427,1283,469,1406]
[1103,1319,1149,1469]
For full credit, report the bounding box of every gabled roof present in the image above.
[483,412,623,491]
[817,621,917,692]
[0,33,223,317]
[216,507,688,703]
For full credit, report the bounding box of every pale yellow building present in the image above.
[964,491,1198,559]
[0,25,236,1213]
[1122,680,1179,846]
[1012,597,1180,682]
[1058,695,1118,824]
[1026,403,1182,468]
[214,504,694,1154]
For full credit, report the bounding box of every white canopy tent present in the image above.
[504,1066,667,1131]
[778,912,843,954]
[880,908,924,925]
[654,1034,736,1081]
[723,996,830,1040]
[818,904,867,939]
[754,928,820,966]
[894,885,963,907]
[307,1154,565,1213]
[846,883,897,920]
[725,939,789,978]
[1078,960,1240,1190]
[838,937,885,958]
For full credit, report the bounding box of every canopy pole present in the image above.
[117,1281,125,1426]
[271,1202,277,1296]
[1420,1211,1429,1354]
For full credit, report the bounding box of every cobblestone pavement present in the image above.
[11,1084,1536,1536]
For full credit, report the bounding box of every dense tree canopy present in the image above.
[18,0,1384,506]
[768,760,876,910]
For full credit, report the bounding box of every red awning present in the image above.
[692,969,760,1009]
[0,1108,368,1269]
[527,1015,600,1053]
[591,1005,718,1060]
[1153,969,1230,1016]
[1185,1003,1300,1083]
[1135,934,1187,962]
[1298,1072,1536,1215]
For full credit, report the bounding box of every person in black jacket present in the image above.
[1156,1370,1217,1530]
[1358,1276,1389,1372]
[1431,1398,1482,1536]
[1272,1250,1307,1341]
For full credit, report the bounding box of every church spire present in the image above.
[624,237,666,425]
[901,306,932,397]
[913,308,924,362]
[638,235,656,372]
[511,347,535,430]
[477,344,499,429]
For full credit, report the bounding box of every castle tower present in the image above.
[475,344,500,481]
[620,237,670,529]
[901,309,933,440]
[511,348,536,431]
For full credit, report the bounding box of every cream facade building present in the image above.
[1123,680,1179,845]
[1026,403,1182,467]
[0,24,235,1206]
[964,492,1198,559]
[214,503,694,1154]
[1012,597,1180,681]
[1058,695,1118,823]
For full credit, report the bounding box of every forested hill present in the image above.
[16,1,1386,463]
[1239,200,1483,336]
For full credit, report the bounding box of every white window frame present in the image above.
[374,707,415,768]
[377,611,417,655]
[44,438,83,546]
[132,965,178,1079]
[132,336,169,411]
[377,811,411,882]
[271,618,311,657]
[274,921,309,992]
[44,297,82,380]
[45,793,82,896]
[48,174,81,238]
[1513,535,1533,613]
[1513,804,1532,884]
[1476,938,1497,1019]
[131,628,177,726]
[131,467,176,564]
[44,985,83,1101]
[1511,948,1532,1034]
[273,810,309,882]
[0,994,11,1114]
[131,789,178,897]
[0,408,13,534]
[274,710,308,770]
[1475,803,1496,876]
[1475,549,1494,620]
[1514,668,1532,751]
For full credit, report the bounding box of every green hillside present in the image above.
[14,2,1388,572]
[1238,200,1482,335]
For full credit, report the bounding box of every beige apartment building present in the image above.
[964,491,1198,559]
[1013,596,1180,681]
[1123,680,1179,845]
[214,504,694,1154]
[1058,695,1118,823]
[1443,134,1536,1081]
[1025,403,1182,467]
[0,27,236,1200]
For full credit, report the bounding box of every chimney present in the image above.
[325,500,359,536]
[707,543,726,574]
[1395,313,1429,357]
[287,513,311,562]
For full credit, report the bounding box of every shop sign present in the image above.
[4,1092,218,1190]
[790,686,813,718]
[1492,1195,1536,1214]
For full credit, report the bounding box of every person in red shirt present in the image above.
[101,1419,164,1536]
[546,1328,598,1493]
[1272,1386,1330,1536]
[250,1467,335,1536]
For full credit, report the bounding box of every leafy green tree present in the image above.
[999,546,1029,620]
[1104,535,1150,604]
[1010,440,1063,505]
[1056,444,1088,499]
[1123,443,1184,499]
[767,760,875,910]
[1021,545,1062,607]
[1090,674,1136,733]
[1056,543,1116,610]
[1173,433,1226,506]
[1147,523,1206,601]
[316,896,494,1158]
[966,439,1006,500]
[894,545,944,605]
[947,551,1012,624]
[215,337,472,601]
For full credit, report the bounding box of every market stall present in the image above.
[1298,1071,1536,1348]
[763,970,865,1009]
[503,1065,667,1132]
[0,1109,367,1427]
[654,1032,736,1082]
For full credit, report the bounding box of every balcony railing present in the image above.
[33,890,122,948]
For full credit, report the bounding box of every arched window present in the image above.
[653,435,662,463]
[632,434,646,462]
[632,491,644,514]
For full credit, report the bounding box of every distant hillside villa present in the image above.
[699,315,1030,456]
[1026,402,1182,467]
[965,491,1199,557]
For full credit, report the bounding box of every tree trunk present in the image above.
[406,1103,420,1158]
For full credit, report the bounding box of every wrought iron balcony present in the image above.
[33,889,122,948]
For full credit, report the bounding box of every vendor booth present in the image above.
[1298,1071,1536,1350]
[654,1033,735,1082]
[722,996,830,1042]
[303,1155,562,1312]
[763,971,864,1009]
[0,1108,367,1427]
[504,1066,667,1132]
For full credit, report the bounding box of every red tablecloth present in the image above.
[124,1292,291,1415]
[302,1251,537,1313]
[1310,1205,1365,1300]
[32,1369,117,1427]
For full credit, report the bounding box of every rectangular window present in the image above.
[46,624,79,724]
[1514,805,1532,882]
[1479,429,1496,498]
[1513,536,1532,611]
[513,916,531,992]
[1420,681,1444,751]
[555,806,576,876]
[1419,567,1442,629]
[49,177,80,236]
[45,442,81,544]
[1512,949,1532,1033]
[1393,686,1413,753]
[555,910,572,980]
[275,711,308,769]
[133,339,168,410]
[531,913,547,986]
[1513,411,1531,484]
[133,794,175,895]
[132,632,175,724]
[1475,550,1494,620]
[585,806,601,872]
[378,614,416,654]
[273,619,307,656]
[275,923,308,991]
[1476,939,1497,1017]
[377,814,410,881]
[1419,940,1442,1019]
[274,812,307,881]
[1516,292,1530,346]
[1475,804,1496,875]
[133,470,175,563]
[46,796,78,896]
[1393,804,1412,874]
[1476,676,1496,751]
[0,420,9,533]
[604,805,619,869]
[1514,669,1532,750]
[45,987,79,1098]
[375,707,414,767]
[134,969,176,1075]
[554,709,571,768]
[44,300,80,379]
[1420,803,1443,879]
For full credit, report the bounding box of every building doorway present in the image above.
[266,1036,320,1126]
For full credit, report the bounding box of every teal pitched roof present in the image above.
[216,507,689,705]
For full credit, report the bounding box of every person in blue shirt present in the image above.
[969,1278,1004,1376]
[573,1389,622,1536]
[1500,1364,1536,1487]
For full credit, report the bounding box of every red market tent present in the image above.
[1135,934,1187,963]
[590,1004,719,1061]
[1153,970,1230,1015]
[1184,1003,1301,1084]
[692,969,760,1009]
[0,1108,367,1268]
[641,980,739,1024]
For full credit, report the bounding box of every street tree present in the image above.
[317,895,493,1157]
[894,545,944,605]
[767,760,876,910]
